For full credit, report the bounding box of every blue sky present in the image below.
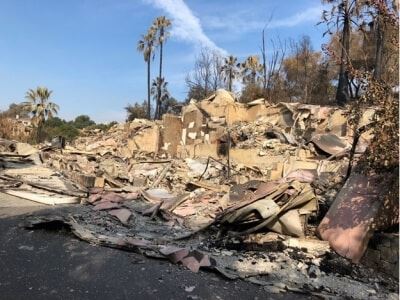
[0,0,329,122]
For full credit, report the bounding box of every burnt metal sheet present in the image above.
[220,181,316,237]
[311,133,348,155]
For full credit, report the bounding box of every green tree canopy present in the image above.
[0,103,30,118]
[125,101,149,121]
[73,115,95,129]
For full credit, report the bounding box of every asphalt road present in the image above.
[0,194,310,300]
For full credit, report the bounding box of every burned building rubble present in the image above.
[0,89,398,299]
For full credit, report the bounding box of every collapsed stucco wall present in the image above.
[161,114,182,156]
[361,233,399,279]
[165,95,349,155]
[74,90,358,181]
[127,89,354,181]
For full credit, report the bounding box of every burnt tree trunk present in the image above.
[335,2,351,106]
[373,12,384,80]
[262,29,267,93]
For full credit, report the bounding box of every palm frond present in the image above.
[152,16,172,46]
[25,89,37,103]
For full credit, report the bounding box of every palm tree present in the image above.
[152,16,171,119]
[137,29,156,119]
[221,55,239,92]
[151,77,169,116]
[23,86,59,142]
[240,55,262,84]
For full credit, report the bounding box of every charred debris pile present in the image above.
[0,89,398,298]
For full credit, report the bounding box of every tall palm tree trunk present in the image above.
[156,42,163,119]
[252,70,256,84]
[229,69,232,92]
[36,120,44,143]
[147,59,151,119]
[336,4,351,106]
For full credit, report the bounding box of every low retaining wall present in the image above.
[361,233,399,279]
